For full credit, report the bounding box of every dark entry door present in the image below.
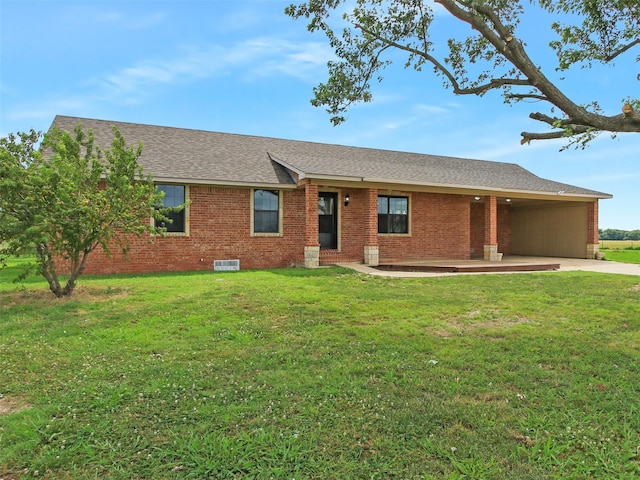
[319,192,338,249]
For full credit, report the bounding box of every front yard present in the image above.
[1,262,639,478]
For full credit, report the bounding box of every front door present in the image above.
[319,192,338,249]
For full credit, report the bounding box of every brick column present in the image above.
[363,188,379,266]
[303,181,320,268]
[483,195,500,261]
[587,200,600,259]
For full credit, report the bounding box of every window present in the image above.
[378,195,408,234]
[156,184,186,233]
[253,189,280,234]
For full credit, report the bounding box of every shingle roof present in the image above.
[50,115,611,199]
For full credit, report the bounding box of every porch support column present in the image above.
[303,181,320,268]
[483,195,501,261]
[587,200,600,259]
[363,188,379,266]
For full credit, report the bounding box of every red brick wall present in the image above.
[470,203,484,256]
[377,192,471,262]
[77,186,498,274]
[80,186,306,274]
[470,202,511,256]
[587,201,599,244]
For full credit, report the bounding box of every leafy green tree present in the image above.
[286,0,639,147]
[600,228,628,240]
[0,125,171,297]
[625,230,640,241]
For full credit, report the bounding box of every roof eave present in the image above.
[360,177,612,200]
[152,177,297,189]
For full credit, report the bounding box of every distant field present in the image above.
[600,240,639,250]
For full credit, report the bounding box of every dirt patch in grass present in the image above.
[0,396,31,416]
[0,472,23,480]
[2,285,129,306]
[434,311,533,337]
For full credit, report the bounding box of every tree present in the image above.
[0,125,172,298]
[286,0,640,147]
[625,230,640,241]
[599,228,628,240]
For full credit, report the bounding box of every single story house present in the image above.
[49,115,611,274]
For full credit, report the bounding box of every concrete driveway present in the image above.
[339,256,640,278]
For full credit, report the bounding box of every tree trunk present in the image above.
[60,249,92,297]
[36,244,64,297]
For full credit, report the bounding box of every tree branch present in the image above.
[520,131,566,143]
[434,0,618,135]
[604,38,640,62]
[529,112,561,127]
[290,0,640,146]
[354,22,532,96]
[506,93,549,102]
[521,113,592,144]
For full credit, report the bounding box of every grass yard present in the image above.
[600,240,640,264]
[1,260,639,479]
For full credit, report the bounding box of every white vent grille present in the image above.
[213,259,240,271]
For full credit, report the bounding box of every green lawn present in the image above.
[599,240,640,264]
[1,261,639,479]
[604,250,640,264]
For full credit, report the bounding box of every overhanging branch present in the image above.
[506,93,549,102]
[354,23,532,96]
[604,38,640,62]
[521,112,591,144]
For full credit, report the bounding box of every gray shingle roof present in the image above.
[50,115,611,199]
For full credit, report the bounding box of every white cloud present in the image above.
[256,41,333,81]
[3,36,333,127]
[94,38,331,101]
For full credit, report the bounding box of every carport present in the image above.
[471,193,606,260]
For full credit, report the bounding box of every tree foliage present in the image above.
[0,125,171,297]
[599,228,640,240]
[286,0,640,147]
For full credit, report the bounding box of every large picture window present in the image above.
[254,189,280,234]
[378,195,408,234]
[156,184,186,233]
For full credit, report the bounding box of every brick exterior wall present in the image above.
[80,186,307,274]
[470,203,484,256]
[377,192,471,262]
[587,200,599,244]
[76,185,514,274]
[470,202,511,256]
[484,195,498,245]
[303,180,320,247]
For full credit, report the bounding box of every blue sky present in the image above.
[1,0,638,230]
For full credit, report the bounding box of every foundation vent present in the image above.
[213,259,240,271]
